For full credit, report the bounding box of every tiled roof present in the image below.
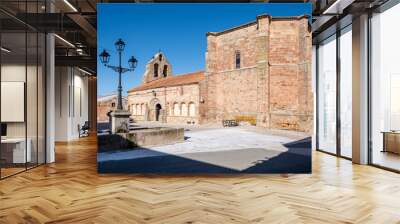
[97,94,127,102]
[128,71,205,93]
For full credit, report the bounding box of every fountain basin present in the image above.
[98,127,184,152]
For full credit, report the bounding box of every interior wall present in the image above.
[55,66,89,141]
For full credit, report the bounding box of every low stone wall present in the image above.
[166,116,198,125]
[129,127,184,146]
[98,127,184,152]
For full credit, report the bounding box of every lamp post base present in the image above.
[110,110,131,134]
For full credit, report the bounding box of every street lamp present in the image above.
[99,50,110,64]
[115,38,125,52]
[99,38,137,111]
[128,56,138,69]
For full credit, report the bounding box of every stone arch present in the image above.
[169,102,174,115]
[148,98,163,122]
[135,104,139,115]
[173,102,180,116]
[181,102,187,116]
[155,104,162,121]
[141,103,145,115]
[166,102,170,115]
[149,98,161,107]
[188,102,196,117]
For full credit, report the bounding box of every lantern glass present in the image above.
[128,56,138,69]
[115,38,125,52]
[99,50,110,64]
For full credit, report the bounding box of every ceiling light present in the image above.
[1,47,11,53]
[78,67,93,76]
[54,34,75,48]
[63,0,78,12]
[323,0,355,15]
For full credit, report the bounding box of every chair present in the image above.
[79,121,90,138]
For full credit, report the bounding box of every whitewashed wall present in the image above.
[55,67,89,141]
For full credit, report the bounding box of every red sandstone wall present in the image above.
[268,18,313,132]
[97,97,127,122]
[204,16,313,133]
[204,16,269,126]
[97,101,115,122]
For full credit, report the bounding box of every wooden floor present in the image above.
[1,136,400,224]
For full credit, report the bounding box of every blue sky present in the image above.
[97,3,311,97]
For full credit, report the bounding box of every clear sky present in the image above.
[97,3,311,97]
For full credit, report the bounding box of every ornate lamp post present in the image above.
[99,38,138,133]
[99,38,137,111]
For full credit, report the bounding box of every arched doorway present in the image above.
[155,104,162,121]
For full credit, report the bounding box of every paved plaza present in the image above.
[98,124,311,173]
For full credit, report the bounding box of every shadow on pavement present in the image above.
[97,137,312,174]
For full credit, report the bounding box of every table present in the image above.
[382,131,400,154]
[1,138,31,164]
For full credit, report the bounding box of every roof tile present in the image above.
[128,71,205,93]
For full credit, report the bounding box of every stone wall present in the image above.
[268,17,313,132]
[126,15,313,133]
[127,84,201,124]
[203,15,313,133]
[203,15,269,126]
[97,95,127,122]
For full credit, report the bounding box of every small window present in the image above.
[163,65,168,77]
[154,63,159,77]
[159,54,163,61]
[111,102,115,107]
[235,51,241,69]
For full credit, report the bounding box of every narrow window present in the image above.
[163,65,168,77]
[154,63,159,77]
[159,54,163,61]
[235,51,241,69]
[111,102,115,107]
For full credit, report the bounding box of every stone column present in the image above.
[110,110,131,134]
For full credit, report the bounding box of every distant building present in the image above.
[97,94,128,122]
[127,14,313,132]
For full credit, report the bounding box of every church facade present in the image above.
[127,14,313,132]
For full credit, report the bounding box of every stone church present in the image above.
[127,14,313,132]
